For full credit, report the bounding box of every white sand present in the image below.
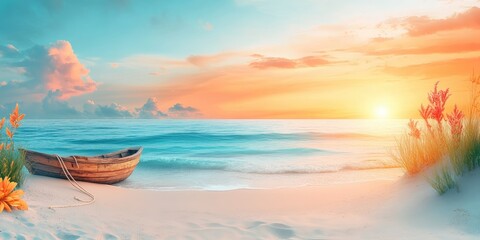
[1,172,480,239]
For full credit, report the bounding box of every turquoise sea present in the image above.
[16,119,406,190]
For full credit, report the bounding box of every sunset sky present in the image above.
[0,0,479,118]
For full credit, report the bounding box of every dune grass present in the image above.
[0,147,25,185]
[391,128,447,175]
[0,104,26,185]
[447,119,480,175]
[426,163,458,195]
[392,76,480,195]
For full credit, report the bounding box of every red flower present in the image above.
[419,104,432,130]
[408,119,421,139]
[427,82,451,130]
[446,105,464,139]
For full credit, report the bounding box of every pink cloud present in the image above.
[249,55,330,69]
[300,56,330,67]
[400,7,480,36]
[186,52,237,67]
[250,57,297,69]
[44,40,97,100]
[355,22,480,56]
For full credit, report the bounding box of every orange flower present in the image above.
[9,104,24,129]
[0,177,28,213]
[0,117,5,130]
[17,114,25,122]
[0,143,3,151]
[9,107,17,126]
[5,127,13,139]
[5,143,10,150]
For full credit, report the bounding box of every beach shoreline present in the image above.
[1,173,479,239]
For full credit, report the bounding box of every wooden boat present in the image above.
[21,147,143,184]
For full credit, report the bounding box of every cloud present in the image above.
[0,44,20,58]
[168,103,200,118]
[5,40,97,100]
[136,97,168,119]
[358,27,480,56]
[43,40,97,99]
[186,52,238,67]
[39,90,83,118]
[392,7,480,36]
[365,41,480,55]
[0,94,202,119]
[249,55,330,69]
[93,103,133,118]
[83,100,134,118]
[2,94,134,119]
[135,97,201,119]
[83,99,97,113]
[384,57,480,79]
[250,57,296,69]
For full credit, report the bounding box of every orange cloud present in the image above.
[186,52,238,67]
[385,57,480,79]
[363,33,480,55]
[249,55,330,69]
[400,7,480,36]
[46,41,97,99]
[373,42,480,55]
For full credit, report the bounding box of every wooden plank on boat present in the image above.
[21,147,143,184]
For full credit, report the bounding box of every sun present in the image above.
[374,106,389,119]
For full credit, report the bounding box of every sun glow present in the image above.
[374,106,389,119]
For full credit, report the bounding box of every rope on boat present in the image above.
[72,155,79,168]
[48,155,95,209]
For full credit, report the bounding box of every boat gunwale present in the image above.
[21,146,143,164]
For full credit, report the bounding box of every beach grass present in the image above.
[427,163,458,195]
[392,76,480,194]
[0,147,25,185]
[391,129,447,175]
[0,104,26,186]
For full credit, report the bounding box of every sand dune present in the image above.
[1,173,480,239]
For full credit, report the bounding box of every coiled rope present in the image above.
[48,155,95,209]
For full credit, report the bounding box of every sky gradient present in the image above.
[0,0,479,119]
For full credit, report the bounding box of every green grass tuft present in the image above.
[427,163,458,195]
[0,147,26,186]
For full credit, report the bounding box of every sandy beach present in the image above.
[1,172,479,239]
[1,0,479,239]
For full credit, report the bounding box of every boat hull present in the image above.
[22,147,143,184]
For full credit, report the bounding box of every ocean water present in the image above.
[16,119,406,190]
